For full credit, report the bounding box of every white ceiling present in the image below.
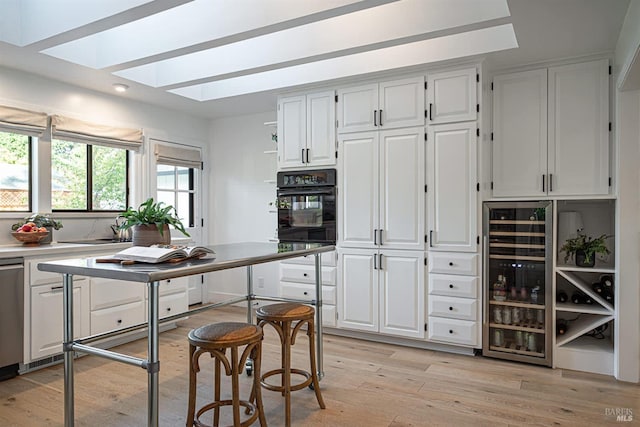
[0,0,631,119]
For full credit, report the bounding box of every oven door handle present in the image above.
[277,189,335,196]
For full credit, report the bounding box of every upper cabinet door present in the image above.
[338,132,379,249]
[548,59,609,196]
[379,76,425,130]
[306,90,336,167]
[337,84,378,133]
[427,68,477,124]
[379,127,425,251]
[427,122,477,252]
[277,95,306,169]
[492,69,548,197]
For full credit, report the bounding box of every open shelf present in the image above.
[555,302,612,315]
[263,121,277,127]
[556,265,615,274]
[263,150,277,155]
[555,313,614,346]
[556,269,614,312]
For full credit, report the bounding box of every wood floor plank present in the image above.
[0,306,637,426]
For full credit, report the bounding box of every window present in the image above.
[156,164,194,227]
[0,131,31,211]
[51,139,128,211]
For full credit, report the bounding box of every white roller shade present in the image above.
[51,115,143,150]
[155,143,202,169]
[0,105,48,136]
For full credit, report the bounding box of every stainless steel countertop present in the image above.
[37,242,335,282]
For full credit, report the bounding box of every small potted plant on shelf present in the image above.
[11,214,63,244]
[560,233,610,267]
[118,198,190,246]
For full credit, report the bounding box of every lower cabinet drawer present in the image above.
[280,282,336,305]
[159,292,188,319]
[428,252,478,276]
[429,274,478,299]
[91,278,144,310]
[428,316,478,346]
[159,277,189,296]
[91,301,145,335]
[280,264,337,286]
[428,296,478,321]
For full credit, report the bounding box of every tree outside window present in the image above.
[0,131,31,211]
[52,139,127,211]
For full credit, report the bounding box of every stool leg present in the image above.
[253,342,268,427]
[283,321,292,427]
[214,355,221,427]
[186,344,197,427]
[231,346,241,427]
[307,320,326,409]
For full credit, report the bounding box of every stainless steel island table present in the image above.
[37,241,335,427]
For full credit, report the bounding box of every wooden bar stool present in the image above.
[255,303,325,427]
[186,322,267,427]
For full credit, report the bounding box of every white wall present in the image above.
[615,89,640,383]
[0,65,210,245]
[206,111,280,302]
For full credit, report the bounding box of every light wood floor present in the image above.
[1,306,637,426]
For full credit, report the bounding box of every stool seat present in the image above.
[189,322,262,348]
[256,302,314,321]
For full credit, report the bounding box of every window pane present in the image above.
[52,139,87,209]
[177,167,190,190]
[0,132,30,211]
[177,192,191,227]
[92,145,127,210]
[157,191,174,208]
[157,164,175,189]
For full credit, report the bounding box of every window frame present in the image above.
[156,165,195,228]
[51,140,130,212]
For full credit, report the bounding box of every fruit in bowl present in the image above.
[12,222,50,244]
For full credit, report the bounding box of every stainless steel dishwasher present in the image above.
[0,257,24,380]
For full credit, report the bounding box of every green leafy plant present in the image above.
[11,213,63,231]
[560,233,610,264]
[119,198,189,237]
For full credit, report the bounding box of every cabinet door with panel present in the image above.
[338,132,379,248]
[427,122,478,252]
[277,95,306,169]
[337,84,378,133]
[306,91,337,166]
[492,69,548,197]
[548,59,609,196]
[427,67,477,124]
[379,127,425,250]
[378,250,425,339]
[337,248,378,332]
[30,281,90,361]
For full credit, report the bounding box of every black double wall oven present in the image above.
[276,169,336,244]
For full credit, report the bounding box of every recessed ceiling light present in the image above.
[113,83,129,92]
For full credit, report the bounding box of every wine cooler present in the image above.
[483,201,552,366]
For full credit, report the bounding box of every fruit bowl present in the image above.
[11,231,50,244]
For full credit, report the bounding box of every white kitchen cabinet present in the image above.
[427,121,477,252]
[492,59,610,197]
[339,127,425,251]
[90,277,145,335]
[427,252,480,347]
[337,76,425,133]
[279,251,338,327]
[427,67,477,124]
[548,59,609,196]
[30,280,90,361]
[277,90,336,169]
[338,248,425,339]
[492,69,548,197]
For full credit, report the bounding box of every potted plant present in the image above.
[560,233,610,267]
[119,198,190,246]
[11,214,63,244]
